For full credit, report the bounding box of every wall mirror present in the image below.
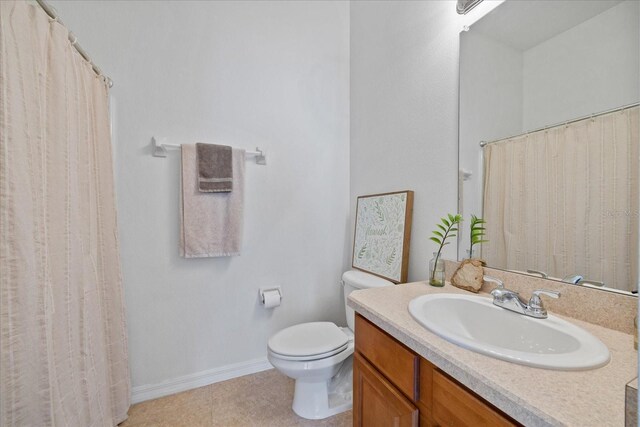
[458,0,639,295]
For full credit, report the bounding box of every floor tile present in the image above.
[120,369,352,427]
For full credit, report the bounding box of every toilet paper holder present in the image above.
[259,286,282,304]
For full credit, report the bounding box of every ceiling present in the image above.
[470,0,624,51]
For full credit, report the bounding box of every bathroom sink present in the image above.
[408,293,610,370]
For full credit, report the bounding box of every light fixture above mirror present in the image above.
[457,0,484,15]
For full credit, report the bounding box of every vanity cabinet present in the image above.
[354,314,520,427]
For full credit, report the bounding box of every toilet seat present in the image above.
[268,322,348,361]
[269,343,349,361]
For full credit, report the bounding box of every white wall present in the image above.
[350,1,501,280]
[50,0,350,397]
[523,0,640,130]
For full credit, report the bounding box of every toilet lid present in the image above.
[268,322,349,358]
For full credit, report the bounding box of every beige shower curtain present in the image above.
[0,1,130,426]
[483,106,639,292]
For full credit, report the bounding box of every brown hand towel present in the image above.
[196,143,233,192]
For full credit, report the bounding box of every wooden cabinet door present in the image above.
[354,352,419,427]
[431,370,517,427]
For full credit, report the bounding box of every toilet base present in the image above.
[292,357,353,420]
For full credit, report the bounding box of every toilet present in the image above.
[267,270,393,420]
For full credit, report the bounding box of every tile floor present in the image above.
[120,369,353,427]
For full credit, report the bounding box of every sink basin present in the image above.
[408,293,610,370]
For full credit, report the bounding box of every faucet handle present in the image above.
[485,276,512,302]
[531,289,561,300]
[526,269,548,278]
[483,275,504,289]
[579,279,605,287]
[528,290,560,318]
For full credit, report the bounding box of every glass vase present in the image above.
[429,252,445,287]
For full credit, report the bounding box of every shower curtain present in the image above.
[483,106,639,292]
[0,1,130,426]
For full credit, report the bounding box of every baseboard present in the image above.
[131,357,273,404]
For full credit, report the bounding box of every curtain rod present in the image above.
[34,0,113,88]
[479,101,639,147]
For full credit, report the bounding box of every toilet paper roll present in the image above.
[262,290,281,308]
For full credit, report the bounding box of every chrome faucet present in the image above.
[563,275,606,288]
[484,275,560,319]
[562,274,583,284]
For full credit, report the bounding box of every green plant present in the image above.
[429,213,462,284]
[469,214,488,257]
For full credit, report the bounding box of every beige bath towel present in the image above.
[180,144,245,257]
[196,143,233,192]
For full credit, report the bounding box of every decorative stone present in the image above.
[451,259,484,293]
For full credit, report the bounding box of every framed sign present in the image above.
[352,190,414,283]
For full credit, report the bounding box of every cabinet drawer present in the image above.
[355,314,419,400]
[432,369,517,427]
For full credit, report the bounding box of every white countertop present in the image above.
[348,282,637,427]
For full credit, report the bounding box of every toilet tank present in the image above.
[342,270,393,331]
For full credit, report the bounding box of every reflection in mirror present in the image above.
[458,0,639,295]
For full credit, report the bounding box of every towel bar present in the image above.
[151,136,266,165]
